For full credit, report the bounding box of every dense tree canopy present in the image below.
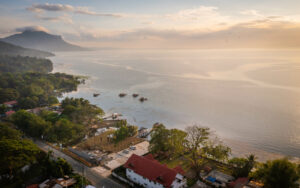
[0,55,81,108]
[252,158,300,188]
[149,124,173,155]
[12,110,85,145]
[61,97,104,124]
[150,124,231,175]
[0,122,22,140]
[114,124,138,143]
[0,138,40,176]
[229,154,257,178]
[0,55,52,73]
[0,72,80,108]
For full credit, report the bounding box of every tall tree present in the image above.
[229,154,257,178]
[184,125,210,175]
[203,141,231,162]
[149,124,170,155]
[168,129,187,158]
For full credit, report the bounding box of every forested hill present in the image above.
[0,55,82,109]
[1,30,85,52]
[0,55,53,73]
[0,41,54,58]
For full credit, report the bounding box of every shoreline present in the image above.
[51,52,300,163]
[60,84,300,163]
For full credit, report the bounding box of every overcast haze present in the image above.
[1,0,300,48]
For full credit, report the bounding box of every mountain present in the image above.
[0,41,54,58]
[1,30,85,52]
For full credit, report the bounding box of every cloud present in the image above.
[240,10,263,17]
[27,3,123,17]
[69,19,300,49]
[36,14,73,24]
[74,7,123,17]
[15,26,49,33]
[166,6,230,23]
[27,3,73,13]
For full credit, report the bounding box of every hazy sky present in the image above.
[1,0,300,48]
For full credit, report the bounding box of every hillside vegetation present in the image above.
[0,41,54,58]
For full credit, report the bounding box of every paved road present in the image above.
[35,140,124,188]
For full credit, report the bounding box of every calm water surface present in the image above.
[51,49,300,159]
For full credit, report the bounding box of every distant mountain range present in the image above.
[1,30,85,52]
[0,41,54,58]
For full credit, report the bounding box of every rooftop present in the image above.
[124,153,184,187]
[3,100,17,105]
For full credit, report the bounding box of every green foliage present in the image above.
[61,97,104,124]
[0,138,40,176]
[47,118,85,144]
[0,122,22,140]
[0,104,7,114]
[167,129,187,157]
[12,110,51,138]
[252,158,300,188]
[149,124,171,154]
[12,110,85,144]
[0,55,53,73]
[184,125,210,173]
[229,154,257,178]
[0,72,80,107]
[39,110,60,123]
[149,124,187,158]
[0,41,53,57]
[115,119,128,127]
[114,124,138,143]
[51,158,73,177]
[203,142,231,162]
[71,174,90,188]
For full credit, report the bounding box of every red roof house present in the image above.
[5,110,15,116]
[124,154,186,188]
[3,100,18,106]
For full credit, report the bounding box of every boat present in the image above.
[139,97,148,102]
[132,93,139,98]
[119,93,127,97]
[93,93,100,97]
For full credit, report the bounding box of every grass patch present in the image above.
[160,154,234,178]
[160,155,192,172]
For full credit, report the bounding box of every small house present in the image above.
[3,100,18,108]
[5,110,15,117]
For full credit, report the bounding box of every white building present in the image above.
[124,154,187,188]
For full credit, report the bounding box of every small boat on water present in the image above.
[93,93,100,97]
[119,93,127,97]
[132,94,139,98]
[139,97,148,102]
